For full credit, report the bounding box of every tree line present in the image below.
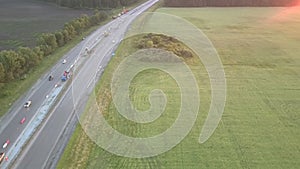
[0,11,107,86]
[164,0,298,7]
[41,0,139,8]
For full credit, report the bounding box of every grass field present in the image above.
[0,0,92,50]
[57,7,300,169]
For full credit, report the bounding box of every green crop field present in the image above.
[0,0,92,50]
[57,7,300,169]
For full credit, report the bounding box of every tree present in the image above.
[37,33,58,55]
[64,23,76,38]
[79,14,91,28]
[0,50,26,80]
[46,33,58,50]
[90,10,107,25]
[70,20,83,34]
[33,46,44,61]
[164,0,297,6]
[18,47,39,68]
[62,29,71,42]
[55,31,65,47]
[0,63,5,83]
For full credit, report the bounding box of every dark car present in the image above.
[49,75,54,81]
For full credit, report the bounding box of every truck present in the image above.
[61,70,71,82]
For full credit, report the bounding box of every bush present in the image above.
[145,40,154,48]
[137,33,195,59]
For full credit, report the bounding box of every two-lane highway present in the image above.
[0,38,90,168]
[0,33,87,163]
[0,0,159,168]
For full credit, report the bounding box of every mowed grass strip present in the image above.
[57,7,300,169]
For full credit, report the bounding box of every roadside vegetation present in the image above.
[0,11,107,116]
[0,0,146,117]
[0,10,107,82]
[39,0,141,9]
[58,7,300,169]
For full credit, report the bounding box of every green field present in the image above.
[57,7,300,169]
[0,0,93,50]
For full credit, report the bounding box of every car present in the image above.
[24,100,32,108]
[2,139,10,149]
[61,75,67,82]
[65,69,70,74]
[48,75,54,81]
[62,59,67,64]
[54,83,61,88]
[104,31,109,37]
[0,152,5,164]
[20,117,26,124]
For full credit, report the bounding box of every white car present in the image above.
[62,59,67,64]
[24,100,32,108]
[2,139,10,149]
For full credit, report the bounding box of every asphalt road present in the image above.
[0,28,85,166]
[0,0,158,168]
